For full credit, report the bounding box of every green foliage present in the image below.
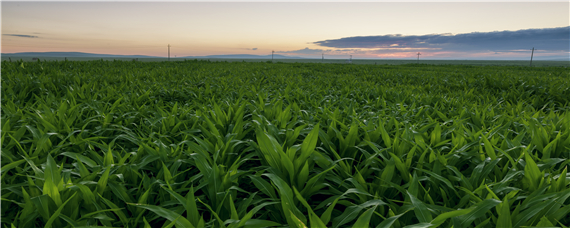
[2,59,570,227]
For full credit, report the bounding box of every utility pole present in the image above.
[530,47,534,67]
[350,55,352,63]
[272,50,274,61]
[322,53,324,62]
[417,52,421,64]
[168,44,171,61]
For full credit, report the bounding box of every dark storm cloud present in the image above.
[3,34,39,38]
[313,27,569,52]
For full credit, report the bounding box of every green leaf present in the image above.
[249,175,278,199]
[43,154,62,206]
[59,214,80,227]
[332,199,386,228]
[45,192,77,228]
[352,205,378,228]
[185,185,200,226]
[460,199,501,227]
[19,187,35,226]
[256,130,283,171]
[376,209,412,228]
[143,217,152,228]
[524,148,542,191]
[390,152,410,182]
[295,123,320,171]
[401,223,434,228]
[98,193,129,225]
[131,204,195,228]
[163,216,182,228]
[431,208,472,226]
[235,202,279,227]
[417,168,458,195]
[97,166,111,195]
[301,164,336,197]
[0,158,25,174]
[320,195,341,225]
[297,161,310,190]
[228,194,239,220]
[196,198,225,228]
[407,191,433,223]
[79,208,125,220]
[536,216,555,227]
[162,162,174,188]
[293,187,327,227]
[76,183,96,205]
[513,189,570,228]
[104,148,114,167]
[555,166,567,192]
[240,219,282,228]
[265,173,307,225]
[481,135,497,160]
[279,151,296,185]
[161,186,189,211]
[72,226,122,228]
[289,210,308,228]
[30,194,53,221]
[496,196,512,228]
[378,120,392,148]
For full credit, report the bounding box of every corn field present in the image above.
[1,59,570,228]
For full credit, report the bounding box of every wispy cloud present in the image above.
[245,47,258,50]
[313,27,569,53]
[3,34,40,38]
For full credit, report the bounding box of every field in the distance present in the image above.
[2,60,570,228]
[2,55,569,67]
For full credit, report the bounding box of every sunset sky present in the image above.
[2,0,569,59]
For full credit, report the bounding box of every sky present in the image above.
[1,0,569,60]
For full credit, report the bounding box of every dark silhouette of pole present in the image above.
[168,44,171,61]
[417,52,421,64]
[530,47,534,67]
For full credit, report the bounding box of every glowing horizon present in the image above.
[2,1,569,60]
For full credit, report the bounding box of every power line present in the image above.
[530,47,534,67]
[417,52,421,64]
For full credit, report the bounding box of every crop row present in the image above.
[1,60,569,227]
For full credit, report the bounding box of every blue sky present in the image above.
[2,0,569,59]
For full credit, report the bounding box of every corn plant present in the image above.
[2,59,569,227]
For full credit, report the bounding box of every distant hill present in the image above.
[183,54,304,59]
[538,57,570,61]
[1,52,305,59]
[1,52,161,58]
[5,52,563,61]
